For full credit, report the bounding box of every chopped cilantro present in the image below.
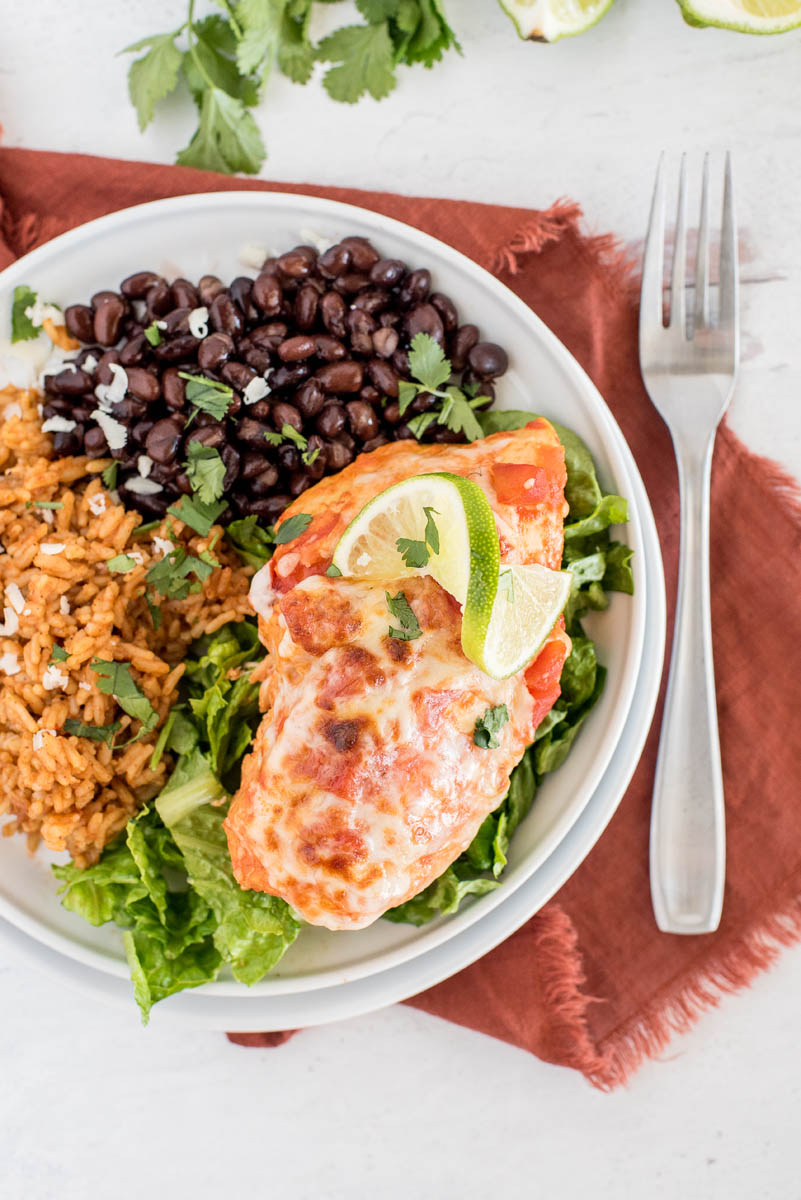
[167,494,226,538]
[146,545,218,603]
[423,506,440,555]
[106,553,138,574]
[178,372,234,421]
[325,563,342,578]
[90,659,159,741]
[26,500,63,511]
[143,320,163,346]
[131,519,161,539]
[225,516,274,569]
[396,506,440,568]
[280,424,308,451]
[473,704,510,750]
[407,332,451,396]
[184,442,226,504]
[398,333,483,442]
[263,431,285,447]
[101,462,119,490]
[63,718,122,749]
[386,590,422,641]
[50,645,69,664]
[274,513,312,545]
[11,285,39,343]
[267,424,319,467]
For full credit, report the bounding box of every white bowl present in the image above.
[0,192,662,1006]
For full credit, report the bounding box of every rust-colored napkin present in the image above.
[3,148,800,1089]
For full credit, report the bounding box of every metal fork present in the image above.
[639,154,739,935]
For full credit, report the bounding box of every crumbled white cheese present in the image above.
[300,228,333,254]
[59,595,71,615]
[155,320,167,331]
[6,583,25,615]
[32,729,57,752]
[124,477,163,496]
[152,536,174,558]
[42,664,68,691]
[40,543,65,556]
[0,651,20,676]
[188,307,209,339]
[83,353,99,373]
[88,493,107,517]
[3,402,22,420]
[238,244,269,270]
[243,376,271,406]
[132,300,148,322]
[128,550,145,566]
[0,607,19,636]
[90,409,128,451]
[25,300,63,328]
[94,363,128,412]
[137,455,154,479]
[41,415,77,434]
[42,509,54,525]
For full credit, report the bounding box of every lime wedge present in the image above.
[677,0,801,31]
[331,473,500,657]
[500,0,616,41]
[477,564,572,679]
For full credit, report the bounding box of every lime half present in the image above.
[332,472,501,660]
[500,0,616,41]
[677,0,801,31]
[477,564,572,679]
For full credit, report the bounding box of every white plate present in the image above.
[0,191,660,1000]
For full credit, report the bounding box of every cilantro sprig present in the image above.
[473,704,509,750]
[121,2,460,176]
[178,372,234,422]
[265,423,320,467]
[184,443,226,504]
[397,506,439,569]
[398,334,489,443]
[90,659,159,744]
[386,590,422,641]
[11,286,40,343]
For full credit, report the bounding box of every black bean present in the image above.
[237,418,273,448]
[399,269,431,307]
[198,275,226,306]
[433,427,466,444]
[240,452,274,480]
[198,332,235,371]
[162,368,186,411]
[363,434,390,452]
[278,246,317,280]
[145,418,184,464]
[316,404,347,438]
[171,279,200,309]
[289,471,313,497]
[93,294,126,346]
[304,435,327,480]
[71,404,94,422]
[220,361,257,391]
[319,291,347,338]
[252,272,283,316]
[270,363,310,391]
[396,424,417,440]
[372,326,398,359]
[340,237,380,272]
[360,385,381,406]
[244,349,273,375]
[449,324,479,371]
[296,379,325,419]
[111,398,147,422]
[49,367,93,396]
[392,347,410,376]
[411,392,437,414]
[351,289,390,315]
[324,440,354,471]
[250,465,281,495]
[64,304,95,343]
[163,307,192,335]
[221,443,240,488]
[346,401,379,442]
[250,322,287,351]
[277,335,316,363]
[119,334,148,367]
[318,244,352,279]
[315,361,364,394]
[121,271,164,299]
[294,285,319,331]
[314,334,347,362]
[345,309,375,355]
[369,258,406,288]
[367,358,399,399]
[145,280,172,317]
[277,443,300,472]
[239,495,292,523]
[246,399,272,421]
[334,272,371,295]
[185,424,226,452]
[383,402,402,426]
[379,309,401,328]
[84,426,109,458]
[271,402,303,433]
[95,350,121,385]
[152,334,200,362]
[125,367,161,403]
[52,425,84,455]
[230,276,255,317]
[209,293,244,337]
[131,420,155,447]
[175,471,192,495]
[404,303,445,346]
[430,292,459,333]
[468,342,509,379]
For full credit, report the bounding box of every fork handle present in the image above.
[650,434,725,934]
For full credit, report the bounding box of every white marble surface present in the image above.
[2,2,801,1197]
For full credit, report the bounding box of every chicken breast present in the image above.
[225,419,570,930]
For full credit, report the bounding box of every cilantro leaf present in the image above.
[225,516,275,568]
[400,0,460,68]
[90,659,159,740]
[63,718,122,749]
[176,85,265,175]
[325,563,342,577]
[280,424,308,450]
[438,386,484,442]
[397,379,419,417]
[408,332,451,394]
[263,431,284,447]
[317,23,396,104]
[124,31,183,131]
[50,645,69,664]
[11,285,39,343]
[396,537,428,569]
[274,513,312,545]
[405,411,437,439]
[236,0,284,76]
[423,506,440,554]
[278,11,316,83]
[182,16,261,107]
[144,321,163,346]
[107,553,138,574]
[357,0,399,19]
[386,589,422,641]
[185,443,226,504]
[168,495,227,538]
[146,546,218,602]
[101,462,118,490]
[473,704,509,750]
[178,372,234,421]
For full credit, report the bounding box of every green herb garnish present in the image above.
[101,462,119,491]
[167,495,227,538]
[90,659,159,742]
[107,553,138,574]
[398,333,485,442]
[396,506,439,568]
[63,718,122,749]
[325,563,342,577]
[386,590,422,641]
[274,512,312,545]
[11,285,39,342]
[146,545,218,603]
[50,645,69,664]
[473,704,509,750]
[144,320,163,346]
[184,443,226,504]
[266,424,320,467]
[26,500,64,511]
[178,372,234,421]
